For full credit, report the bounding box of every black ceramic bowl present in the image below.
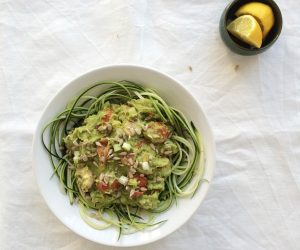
[219,0,283,55]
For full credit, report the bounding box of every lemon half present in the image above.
[235,2,274,39]
[227,15,262,48]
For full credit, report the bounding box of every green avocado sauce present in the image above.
[64,98,178,210]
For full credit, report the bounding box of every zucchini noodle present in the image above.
[41,80,205,238]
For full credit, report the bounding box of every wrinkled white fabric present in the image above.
[1,0,299,249]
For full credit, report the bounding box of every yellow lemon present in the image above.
[227,15,263,48]
[235,2,274,39]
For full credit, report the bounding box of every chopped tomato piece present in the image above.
[97,144,110,163]
[101,109,113,122]
[146,122,171,143]
[96,182,109,192]
[111,179,121,191]
[134,174,148,188]
[100,137,108,146]
[132,191,144,198]
[156,122,170,139]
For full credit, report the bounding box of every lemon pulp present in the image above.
[227,14,263,48]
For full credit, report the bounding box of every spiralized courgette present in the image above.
[42,80,205,238]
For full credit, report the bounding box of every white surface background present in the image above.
[1,0,299,249]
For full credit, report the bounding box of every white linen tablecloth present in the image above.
[1,0,299,249]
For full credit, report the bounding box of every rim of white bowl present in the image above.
[32,64,216,247]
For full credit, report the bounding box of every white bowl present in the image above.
[32,65,215,247]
